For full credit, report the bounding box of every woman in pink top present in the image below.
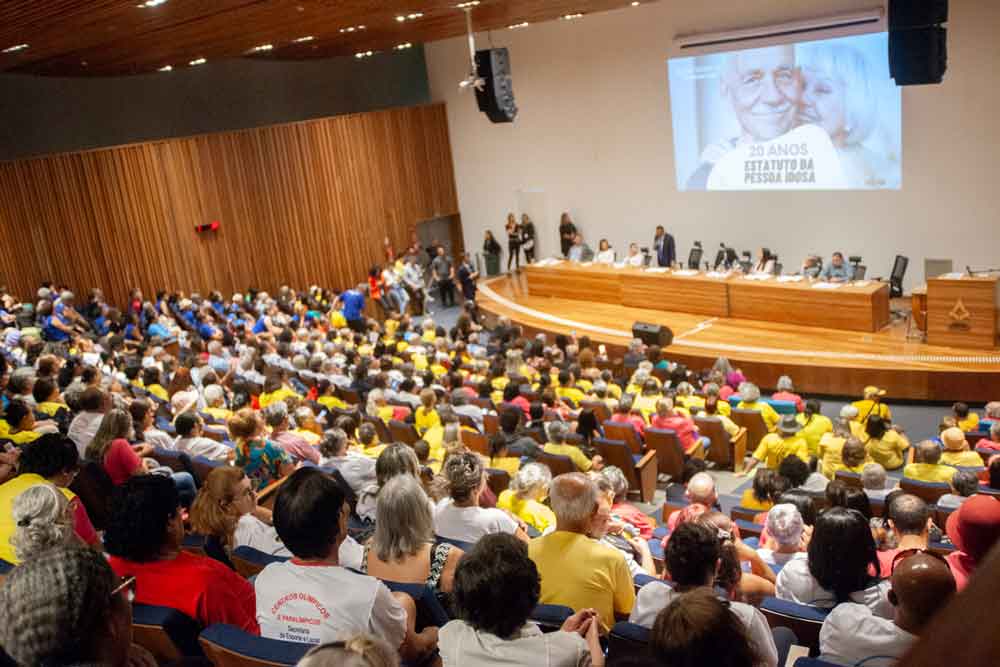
[650,398,705,455]
[610,397,646,437]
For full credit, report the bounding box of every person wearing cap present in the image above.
[737,414,809,476]
[819,551,956,666]
[852,386,892,427]
[939,427,984,467]
[903,440,959,484]
[756,504,807,572]
[945,494,1000,589]
[736,383,781,432]
[861,415,910,471]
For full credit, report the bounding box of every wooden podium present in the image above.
[926,275,1000,349]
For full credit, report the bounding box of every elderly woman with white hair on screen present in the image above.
[798,42,899,189]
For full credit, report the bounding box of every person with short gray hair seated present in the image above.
[861,463,895,501]
[528,473,635,633]
[263,400,319,465]
[937,469,981,511]
[450,389,484,430]
[543,421,603,472]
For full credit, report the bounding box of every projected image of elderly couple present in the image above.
[669,33,901,191]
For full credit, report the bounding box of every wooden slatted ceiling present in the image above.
[0,0,653,76]
[0,103,459,305]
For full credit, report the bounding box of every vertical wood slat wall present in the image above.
[0,103,459,306]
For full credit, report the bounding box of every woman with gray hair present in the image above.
[602,465,656,539]
[356,443,426,523]
[497,462,556,534]
[0,545,146,667]
[736,383,780,432]
[11,482,76,561]
[434,451,529,544]
[362,475,464,594]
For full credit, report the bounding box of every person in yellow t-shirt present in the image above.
[851,386,892,427]
[939,427,985,467]
[316,379,348,412]
[356,422,386,459]
[2,400,52,445]
[736,383,780,432]
[703,383,731,416]
[487,433,522,477]
[737,415,808,476]
[497,462,556,535]
[555,370,587,406]
[952,402,980,433]
[795,400,833,457]
[258,376,300,409]
[818,418,855,478]
[903,440,960,484]
[543,422,603,472]
[414,388,441,435]
[830,437,871,475]
[633,380,663,422]
[861,416,910,470]
[141,367,169,402]
[738,468,781,512]
[201,384,234,423]
[528,473,635,633]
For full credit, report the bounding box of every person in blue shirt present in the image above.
[819,252,852,282]
[42,294,75,343]
[337,285,367,333]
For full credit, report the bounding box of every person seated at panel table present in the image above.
[749,248,777,275]
[801,255,822,278]
[567,234,594,263]
[624,243,645,267]
[595,239,615,264]
[819,251,851,282]
[903,440,960,484]
[737,415,809,477]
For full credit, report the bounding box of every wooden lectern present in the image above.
[926,275,1000,349]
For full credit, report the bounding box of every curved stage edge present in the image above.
[476,274,1000,403]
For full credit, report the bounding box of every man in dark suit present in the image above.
[654,225,676,267]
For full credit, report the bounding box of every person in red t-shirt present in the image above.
[104,475,260,635]
[610,397,646,437]
[770,375,805,413]
[650,398,708,456]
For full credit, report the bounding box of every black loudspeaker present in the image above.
[889,0,948,85]
[475,48,517,123]
[632,322,674,348]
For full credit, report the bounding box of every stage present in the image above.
[476,273,1000,403]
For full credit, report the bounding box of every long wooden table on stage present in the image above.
[481,273,1000,402]
[524,262,890,333]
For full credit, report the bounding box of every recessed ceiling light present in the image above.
[339,25,366,33]
[136,0,168,7]
[393,42,413,51]
[507,22,529,30]
[292,35,315,43]
[631,1,640,5]
[1,43,29,54]
[188,57,206,66]
[157,65,173,72]
[355,50,376,59]
[456,1,479,8]
[562,13,584,20]
[396,12,424,22]
[246,43,273,54]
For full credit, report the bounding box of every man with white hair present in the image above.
[756,504,807,571]
[666,472,717,531]
[264,401,319,465]
[861,463,894,501]
[771,376,804,413]
[528,473,635,633]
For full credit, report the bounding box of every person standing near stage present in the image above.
[337,285,367,333]
[520,214,537,265]
[457,253,480,304]
[559,213,577,258]
[505,214,521,274]
[432,246,457,309]
[654,225,676,267]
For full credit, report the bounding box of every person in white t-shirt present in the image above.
[756,503,807,573]
[776,507,892,618]
[254,468,437,660]
[623,243,645,267]
[630,522,779,667]
[317,428,375,496]
[173,412,233,463]
[129,399,175,451]
[441,532,604,667]
[594,239,615,265]
[433,452,529,544]
[819,551,956,666]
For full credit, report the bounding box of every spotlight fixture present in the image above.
[1,43,28,53]
[395,12,424,22]
[246,43,273,54]
[561,13,584,20]
[394,43,413,51]
[292,35,315,43]
[136,0,168,7]
[188,57,207,66]
[339,25,366,33]
[456,1,480,7]
[355,50,376,59]
[507,22,529,29]
[157,65,173,72]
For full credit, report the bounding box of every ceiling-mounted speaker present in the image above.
[889,0,948,85]
[474,48,517,123]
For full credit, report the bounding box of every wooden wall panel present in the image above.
[0,104,459,306]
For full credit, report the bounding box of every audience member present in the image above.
[952,401,979,432]
[254,468,437,659]
[738,415,808,476]
[649,588,763,667]
[736,383,780,432]
[544,421,603,472]
[441,532,604,666]
[318,428,376,496]
[776,507,892,616]
[852,386,891,427]
[772,376,805,413]
[434,451,527,543]
[228,407,295,490]
[862,415,910,470]
[497,462,557,535]
[357,443,426,523]
[104,475,259,633]
[529,472,635,632]
[739,469,785,512]
[794,399,832,455]
[939,427,984,467]
[173,410,232,462]
[938,469,981,510]
[818,416,854,478]
[756,504,807,572]
[876,494,931,577]
[667,471,717,531]
[904,440,957,483]
[861,463,894,500]
[945,494,1000,589]
[296,635,399,667]
[833,437,869,475]
[602,466,655,539]
[9,482,75,561]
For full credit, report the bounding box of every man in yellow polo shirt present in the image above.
[543,422,603,472]
[737,415,808,476]
[528,473,635,633]
[903,440,960,484]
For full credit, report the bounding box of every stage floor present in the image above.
[477,274,1000,403]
